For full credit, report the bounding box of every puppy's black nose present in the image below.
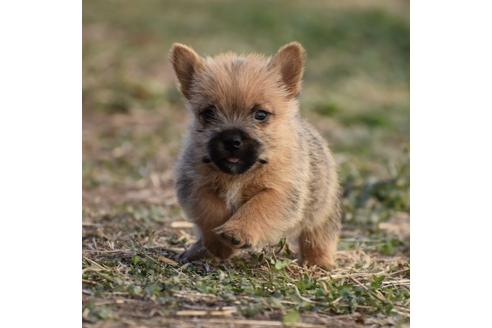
[220,129,244,152]
[230,136,242,149]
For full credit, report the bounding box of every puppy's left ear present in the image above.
[169,43,204,99]
[269,42,305,98]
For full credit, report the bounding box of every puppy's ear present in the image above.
[169,43,203,99]
[270,42,305,98]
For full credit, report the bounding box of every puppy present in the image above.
[170,42,341,268]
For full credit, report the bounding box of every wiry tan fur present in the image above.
[170,42,341,268]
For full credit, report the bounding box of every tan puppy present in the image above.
[170,42,341,268]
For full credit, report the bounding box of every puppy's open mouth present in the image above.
[225,157,240,164]
[211,154,256,175]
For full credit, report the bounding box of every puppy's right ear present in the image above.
[169,43,203,99]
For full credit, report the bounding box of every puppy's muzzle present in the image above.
[207,128,260,175]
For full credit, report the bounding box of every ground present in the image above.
[83,1,409,327]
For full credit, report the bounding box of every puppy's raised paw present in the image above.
[213,224,253,249]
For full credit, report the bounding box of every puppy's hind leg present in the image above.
[298,222,339,269]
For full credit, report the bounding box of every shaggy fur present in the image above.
[170,42,341,268]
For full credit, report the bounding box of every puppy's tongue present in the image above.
[226,157,240,164]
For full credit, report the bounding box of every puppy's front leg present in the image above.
[214,188,296,249]
[180,189,236,261]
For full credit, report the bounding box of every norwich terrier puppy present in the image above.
[170,42,341,268]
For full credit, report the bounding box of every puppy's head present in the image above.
[170,42,305,175]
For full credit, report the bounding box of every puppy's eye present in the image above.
[253,109,269,122]
[200,106,216,123]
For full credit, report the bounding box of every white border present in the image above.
[412,0,492,326]
[0,1,81,327]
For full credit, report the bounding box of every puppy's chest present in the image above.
[218,182,246,212]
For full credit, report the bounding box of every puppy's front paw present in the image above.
[213,223,253,249]
[178,241,209,262]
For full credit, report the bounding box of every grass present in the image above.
[83,0,409,327]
